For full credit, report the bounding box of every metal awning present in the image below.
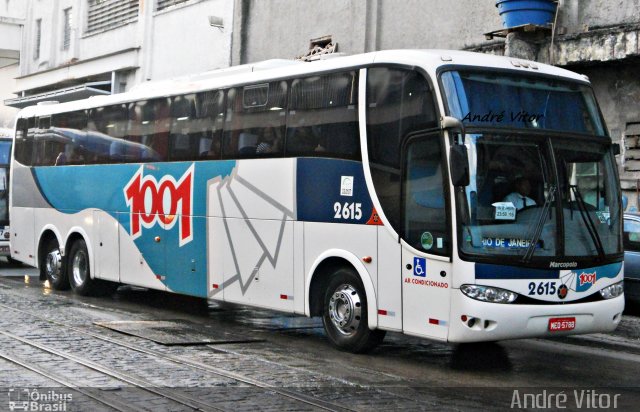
[4,81,111,109]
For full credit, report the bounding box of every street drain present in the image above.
[94,320,263,346]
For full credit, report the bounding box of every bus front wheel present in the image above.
[42,239,69,290]
[322,268,385,353]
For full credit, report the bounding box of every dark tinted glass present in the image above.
[367,67,436,168]
[14,118,31,165]
[223,82,287,158]
[196,90,225,160]
[287,71,359,159]
[366,68,436,231]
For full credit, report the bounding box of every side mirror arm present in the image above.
[441,116,466,145]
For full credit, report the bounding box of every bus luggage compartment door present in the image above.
[93,210,120,282]
[10,207,35,266]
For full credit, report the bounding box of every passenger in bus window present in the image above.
[200,137,221,159]
[68,145,85,164]
[256,127,281,154]
[289,126,321,154]
[55,151,67,166]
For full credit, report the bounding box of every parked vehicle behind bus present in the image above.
[10,50,624,352]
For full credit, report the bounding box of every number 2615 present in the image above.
[333,202,362,220]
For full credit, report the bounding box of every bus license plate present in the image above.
[0,246,8,253]
[548,317,576,332]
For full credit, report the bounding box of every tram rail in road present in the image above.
[0,266,639,410]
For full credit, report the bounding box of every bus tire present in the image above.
[68,239,99,296]
[42,238,69,290]
[322,268,385,353]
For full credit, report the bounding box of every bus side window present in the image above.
[169,94,198,161]
[128,98,169,162]
[223,83,286,159]
[14,118,32,166]
[89,104,130,163]
[52,110,89,165]
[196,90,224,160]
[33,116,58,166]
[366,67,439,240]
[287,71,359,159]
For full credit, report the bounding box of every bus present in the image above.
[10,50,624,352]
[0,129,12,262]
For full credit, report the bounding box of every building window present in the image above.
[624,123,640,172]
[62,8,72,50]
[86,0,139,35]
[157,0,190,12]
[34,19,41,59]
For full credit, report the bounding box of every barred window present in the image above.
[157,0,189,12]
[62,8,72,50]
[86,0,139,35]
[34,19,41,60]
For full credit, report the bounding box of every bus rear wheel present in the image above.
[68,239,98,296]
[322,268,385,353]
[42,239,69,290]
[67,239,118,296]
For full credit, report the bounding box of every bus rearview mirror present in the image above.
[450,145,470,187]
[612,143,620,156]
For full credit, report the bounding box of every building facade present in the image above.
[3,0,640,206]
[7,0,234,109]
[0,0,26,129]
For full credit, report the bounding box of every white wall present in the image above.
[0,64,19,129]
[149,0,234,81]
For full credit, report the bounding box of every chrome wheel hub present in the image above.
[72,250,88,287]
[328,284,362,336]
[45,249,62,282]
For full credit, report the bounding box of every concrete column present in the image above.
[137,0,155,83]
[364,0,380,52]
[504,32,539,60]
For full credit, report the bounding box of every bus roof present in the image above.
[16,49,589,118]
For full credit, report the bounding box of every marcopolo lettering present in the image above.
[549,261,578,269]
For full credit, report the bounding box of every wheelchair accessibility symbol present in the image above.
[413,257,426,277]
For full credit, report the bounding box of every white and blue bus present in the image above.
[0,129,12,261]
[10,50,624,352]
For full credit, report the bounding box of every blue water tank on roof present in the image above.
[496,0,557,28]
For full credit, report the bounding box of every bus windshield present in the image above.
[441,70,606,136]
[457,132,621,264]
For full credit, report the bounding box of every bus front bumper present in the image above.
[448,289,624,343]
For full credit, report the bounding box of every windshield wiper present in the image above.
[523,185,556,263]
[570,185,605,259]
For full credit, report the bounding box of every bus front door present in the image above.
[400,133,452,340]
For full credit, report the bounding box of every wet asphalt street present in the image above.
[0,261,639,411]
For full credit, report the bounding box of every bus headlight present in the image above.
[460,284,518,304]
[599,281,624,299]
